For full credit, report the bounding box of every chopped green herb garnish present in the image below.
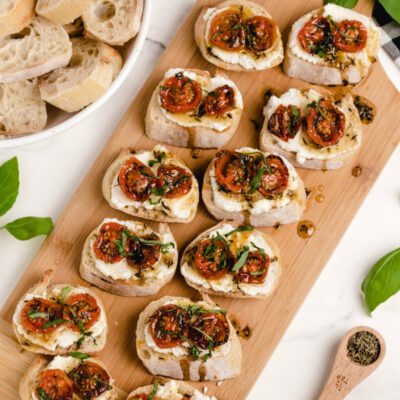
[250,241,266,261]
[149,380,159,400]
[69,352,91,360]
[307,100,335,127]
[59,285,71,304]
[327,16,364,42]
[225,225,253,237]
[28,311,48,320]
[37,388,51,400]
[148,151,166,167]
[232,247,250,273]
[41,319,66,330]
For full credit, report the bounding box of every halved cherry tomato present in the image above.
[258,155,289,196]
[268,104,302,142]
[150,305,190,349]
[159,75,202,113]
[246,16,275,52]
[189,312,230,350]
[209,9,246,51]
[214,150,250,194]
[21,298,65,334]
[157,165,192,198]
[118,157,160,202]
[36,369,73,400]
[69,361,111,399]
[195,238,234,280]
[298,16,330,54]
[204,85,235,116]
[235,251,269,284]
[332,19,367,53]
[125,233,161,269]
[306,100,345,147]
[65,293,100,332]
[129,394,159,400]
[93,222,127,263]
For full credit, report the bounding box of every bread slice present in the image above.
[136,295,242,381]
[80,218,178,297]
[181,220,282,299]
[82,0,143,46]
[283,4,380,86]
[36,0,90,25]
[145,68,243,148]
[12,269,108,355]
[0,0,35,39]
[20,355,117,400]
[102,146,200,223]
[63,17,84,37]
[0,79,47,136]
[194,0,283,72]
[39,37,122,112]
[202,148,306,227]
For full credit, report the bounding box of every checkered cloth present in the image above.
[373,2,400,69]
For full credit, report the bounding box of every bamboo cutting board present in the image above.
[1,0,400,398]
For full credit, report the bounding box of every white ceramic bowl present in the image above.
[0,0,152,149]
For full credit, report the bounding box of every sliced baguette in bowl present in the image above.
[0,0,35,39]
[36,0,90,25]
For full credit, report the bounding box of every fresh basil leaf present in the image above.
[69,352,91,360]
[323,0,358,8]
[232,249,250,272]
[1,216,53,240]
[249,164,264,194]
[225,226,253,237]
[37,388,51,400]
[379,0,400,24]
[362,248,400,313]
[41,318,66,330]
[0,157,19,217]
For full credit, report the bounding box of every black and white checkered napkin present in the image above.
[373,2,400,69]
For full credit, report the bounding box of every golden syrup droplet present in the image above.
[352,165,362,177]
[297,220,316,239]
[317,185,325,192]
[316,194,325,203]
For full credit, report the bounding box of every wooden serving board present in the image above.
[1,0,400,398]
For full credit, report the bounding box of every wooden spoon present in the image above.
[318,326,386,400]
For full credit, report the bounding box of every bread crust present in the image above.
[102,147,199,223]
[12,269,108,355]
[136,295,242,381]
[194,0,283,72]
[0,0,35,39]
[145,69,242,148]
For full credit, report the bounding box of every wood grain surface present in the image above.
[1,0,400,399]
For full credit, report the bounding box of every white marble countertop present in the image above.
[1,1,400,399]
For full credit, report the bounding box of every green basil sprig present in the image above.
[1,217,53,240]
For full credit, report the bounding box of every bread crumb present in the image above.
[203,387,208,393]
[217,382,222,386]
[114,321,118,326]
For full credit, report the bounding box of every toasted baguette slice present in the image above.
[145,68,243,148]
[181,220,282,299]
[80,218,178,297]
[0,80,47,136]
[82,0,143,46]
[136,295,242,381]
[0,0,35,38]
[195,0,283,72]
[202,148,306,227]
[36,0,90,25]
[283,4,379,86]
[63,17,84,37]
[260,88,362,170]
[39,38,122,112]
[12,269,108,355]
[20,355,117,400]
[103,145,200,223]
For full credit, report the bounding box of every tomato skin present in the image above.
[235,251,269,284]
[258,155,289,196]
[268,104,302,142]
[298,16,330,54]
[36,369,73,400]
[65,293,100,332]
[246,16,275,52]
[157,165,192,198]
[93,222,126,263]
[125,233,161,269]
[129,394,159,400]
[204,85,235,116]
[306,100,345,147]
[333,20,367,53]
[159,75,202,113]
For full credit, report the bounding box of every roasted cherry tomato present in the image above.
[214,150,250,194]
[157,165,192,198]
[21,298,64,334]
[125,233,161,270]
[246,16,276,52]
[189,312,230,350]
[306,100,345,147]
[36,369,73,400]
[332,19,367,53]
[257,155,289,196]
[93,222,127,263]
[298,16,330,54]
[268,104,302,142]
[235,251,269,284]
[65,293,100,332]
[159,75,202,113]
[209,9,246,51]
[204,85,235,116]
[128,394,159,400]
[118,157,160,202]
[150,305,190,349]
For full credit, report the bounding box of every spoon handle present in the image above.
[317,367,354,400]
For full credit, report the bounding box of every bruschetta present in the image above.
[202,147,306,227]
[136,295,242,381]
[260,88,362,170]
[20,354,116,400]
[195,0,283,71]
[181,221,281,299]
[145,68,243,148]
[283,3,380,86]
[102,145,199,223]
[12,270,107,355]
[80,218,178,296]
